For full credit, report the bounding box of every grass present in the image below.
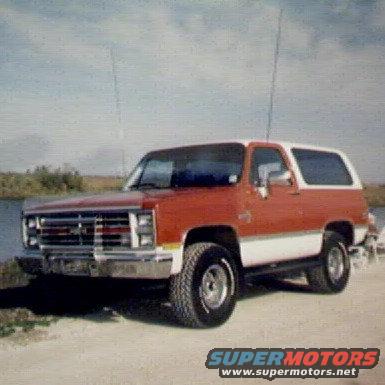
[363,184,385,207]
[0,172,124,199]
[0,260,29,290]
[0,261,55,338]
[83,175,124,192]
[0,308,53,338]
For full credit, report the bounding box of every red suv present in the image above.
[18,140,369,327]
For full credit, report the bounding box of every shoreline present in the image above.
[0,174,123,200]
[0,182,384,207]
[0,260,29,290]
[0,261,55,337]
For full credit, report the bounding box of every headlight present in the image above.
[130,211,155,248]
[137,214,152,227]
[28,219,37,229]
[137,212,154,247]
[136,213,154,235]
[22,216,39,249]
[29,236,38,247]
[139,234,154,247]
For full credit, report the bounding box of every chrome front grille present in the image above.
[34,211,131,252]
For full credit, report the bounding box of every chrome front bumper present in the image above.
[16,249,173,279]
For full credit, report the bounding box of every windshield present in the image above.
[124,143,245,190]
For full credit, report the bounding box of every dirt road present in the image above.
[0,261,384,385]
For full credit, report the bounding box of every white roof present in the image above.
[167,138,361,190]
[228,138,342,153]
[158,138,343,155]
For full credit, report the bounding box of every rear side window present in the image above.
[292,149,353,185]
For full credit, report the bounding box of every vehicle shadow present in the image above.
[0,276,313,328]
[244,276,313,298]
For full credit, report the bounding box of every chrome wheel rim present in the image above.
[200,264,228,310]
[327,246,345,283]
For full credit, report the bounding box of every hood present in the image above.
[24,188,225,213]
[25,190,173,213]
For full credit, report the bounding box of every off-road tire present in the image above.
[170,242,238,328]
[306,231,350,293]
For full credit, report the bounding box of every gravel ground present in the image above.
[0,260,384,385]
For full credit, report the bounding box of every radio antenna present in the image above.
[266,8,283,142]
[110,47,125,177]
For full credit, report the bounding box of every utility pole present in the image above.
[266,8,283,142]
[110,47,125,177]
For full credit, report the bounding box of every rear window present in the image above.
[292,149,353,186]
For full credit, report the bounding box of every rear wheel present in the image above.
[306,231,350,293]
[170,242,238,328]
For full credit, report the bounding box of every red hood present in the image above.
[24,188,224,213]
[25,190,175,213]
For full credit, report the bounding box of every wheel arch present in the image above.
[324,220,354,246]
[183,225,242,270]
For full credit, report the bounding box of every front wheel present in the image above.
[306,231,350,293]
[170,242,239,328]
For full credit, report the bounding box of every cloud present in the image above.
[281,0,385,48]
[0,134,51,172]
[0,1,384,182]
[75,146,126,176]
[99,3,279,95]
[0,4,110,70]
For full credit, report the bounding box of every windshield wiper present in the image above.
[130,183,164,190]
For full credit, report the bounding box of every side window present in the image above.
[250,148,288,186]
[292,149,353,185]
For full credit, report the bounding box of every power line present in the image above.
[109,47,125,177]
[266,8,283,142]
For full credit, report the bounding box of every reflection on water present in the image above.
[0,200,23,262]
[0,196,78,262]
[371,207,385,231]
[0,199,384,262]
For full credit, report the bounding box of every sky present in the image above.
[1,0,384,182]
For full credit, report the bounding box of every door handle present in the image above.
[238,211,252,223]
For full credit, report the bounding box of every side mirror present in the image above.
[255,174,269,199]
[268,170,292,186]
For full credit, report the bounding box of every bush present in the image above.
[0,260,29,289]
[0,164,85,197]
[33,164,84,193]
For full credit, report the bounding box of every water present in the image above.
[0,197,73,262]
[0,200,24,262]
[0,199,384,262]
[371,207,385,231]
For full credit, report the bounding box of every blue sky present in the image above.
[1,0,385,181]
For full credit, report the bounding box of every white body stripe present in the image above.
[169,225,368,274]
[240,231,323,267]
[168,247,184,275]
[354,225,368,245]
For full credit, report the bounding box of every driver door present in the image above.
[240,145,308,267]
